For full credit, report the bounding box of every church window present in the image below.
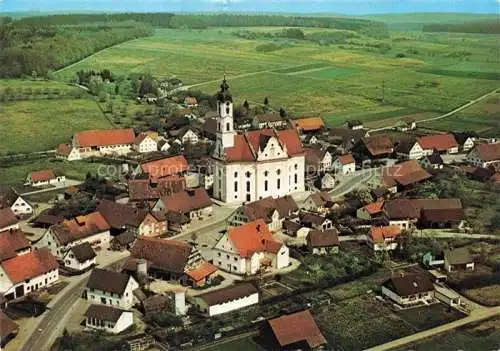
[264,180,268,191]
[264,171,268,177]
[294,164,298,170]
[246,181,250,192]
[277,169,281,175]
[294,174,298,184]
[226,122,230,131]
[234,172,238,177]
[218,122,221,132]
[234,181,238,192]
[246,171,251,178]
[246,194,251,202]
[277,179,281,189]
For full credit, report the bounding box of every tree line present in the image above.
[9,12,388,37]
[423,20,500,34]
[0,18,153,78]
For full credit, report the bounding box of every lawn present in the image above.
[0,97,111,154]
[0,158,107,185]
[202,336,265,351]
[53,27,500,128]
[396,317,500,351]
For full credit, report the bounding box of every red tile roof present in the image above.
[268,310,327,348]
[227,219,283,258]
[29,169,56,183]
[338,153,355,165]
[1,248,58,284]
[56,143,72,157]
[382,160,432,187]
[0,311,19,341]
[363,201,385,215]
[223,129,303,162]
[0,209,18,230]
[186,262,218,282]
[292,117,325,132]
[74,128,135,148]
[370,225,402,243]
[475,143,500,162]
[0,229,30,262]
[362,135,394,156]
[158,188,212,214]
[134,133,149,146]
[51,212,110,245]
[139,156,189,179]
[128,176,186,201]
[417,134,458,152]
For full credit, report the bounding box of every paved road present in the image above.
[330,170,374,198]
[19,253,129,351]
[366,306,500,351]
[368,87,500,134]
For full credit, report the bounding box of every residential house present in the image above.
[0,310,19,348]
[133,134,158,154]
[138,211,167,237]
[282,219,311,238]
[84,304,134,334]
[381,160,432,193]
[420,208,465,229]
[303,192,335,214]
[291,117,325,134]
[190,283,259,317]
[179,128,200,144]
[212,219,289,275]
[35,212,111,258]
[126,237,216,287]
[0,248,59,301]
[63,242,96,272]
[453,132,476,152]
[158,139,171,153]
[396,139,424,160]
[184,96,198,107]
[306,229,339,255]
[128,176,186,203]
[253,114,288,130]
[384,198,463,230]
[333,153,356,175]
[381,273,435,306]
[434,285,461,307]
[320,173,335,190]
[417,134,459,156]
[357,201,385,220]
[420,152,444,169]
[56,143,81,161]
[367,226,402,251]
[227,195,298,232]
[444,247,475,272]
[202,117,218,141]
[135,155,189,181]
[466,142,500,170]
[344,120,364,130]
[0,209,19,232]
[25,169,65,187]
[31,210,64,229]
[299,212,333,231]
[263,310,327,350]
[72,128,135,158]
[152,188,212,231]
[355,135,394,159]
[305,147,333,174]
[327,128,367,153]
[0,229,31,262]
[83,268,139,309]
[110,231,137,251]
[422,252,445,268]
[0,186,33,216]
[395,119,416,132]
[96,199,142,235]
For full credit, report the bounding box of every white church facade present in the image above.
[212,79,305,204]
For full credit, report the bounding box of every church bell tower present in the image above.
[216,77,235,150]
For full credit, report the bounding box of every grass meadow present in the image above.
[54,27,499,132]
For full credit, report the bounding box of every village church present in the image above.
[212,79,305,204]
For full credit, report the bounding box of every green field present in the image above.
[54,27,499,131]
[0,158,108,185]
[0,81,111,154]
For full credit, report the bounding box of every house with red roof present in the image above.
[133,133,158,154]
[56,143,81,161]
[0,229,31,262]
[381,160,432,193]
[357,200,385,220]
[0,209,19,232]
[291,117,325,134]
[25,169,65,187]
[135,155,189,181]
[264,310,327,350]
[35,212,111,258]
[211,78,305,204]
[417,134,459,156]
[466,142,500,169]
[0,186,33,216]
[368,225,402,251]
[0,248,58,301]
[212,219,289,275]
[333,153,356,175]
[72,128,135,158]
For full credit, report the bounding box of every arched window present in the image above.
[218,122,221,132]
[264,171,269,177]
[226,122,231,131]
[277,169,281,175]
[246,171,251,178]
[246,181,251,192]
[234,181,238,192]
[277,179,281,189]
[264,180,268,191]
[234,172,238,178]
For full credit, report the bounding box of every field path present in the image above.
[368,87,500,134]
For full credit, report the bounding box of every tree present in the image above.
[88,75,104,96]
[139,76,157,97]
[279,107,286,118]
[264,96,269,106]
[31,70,38,80]
[243,99,249,110]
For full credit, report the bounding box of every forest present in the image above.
[0,18,153,78]
[423,20,500,34]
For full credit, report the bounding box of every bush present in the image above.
[145,311,183,328]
